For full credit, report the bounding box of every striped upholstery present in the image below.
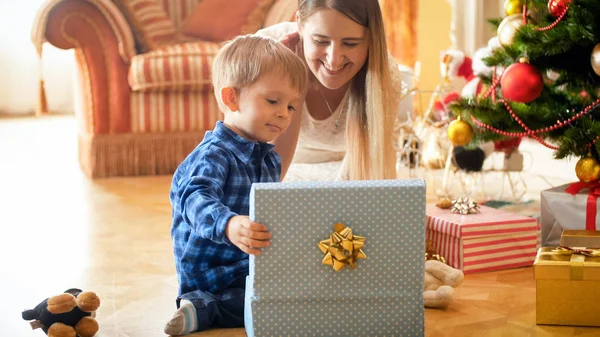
[129,41,220,92]
[128,0,298,136]
[131,91,221,133]
[158,0,202,31]
[114,0,178,51]
[159,0,296,32]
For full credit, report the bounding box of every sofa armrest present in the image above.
[32,0,136,134]
[32,0,136,63]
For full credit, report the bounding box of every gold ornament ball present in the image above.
[505,0,522,16]
[447,117,474,146]
[575,156,600,183]
[591,43,600,76]
[497,14,524,46]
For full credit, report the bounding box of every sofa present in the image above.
[31,0,297,178]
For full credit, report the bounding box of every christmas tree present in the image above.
[448,0,600,182]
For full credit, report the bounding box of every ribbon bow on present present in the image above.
[425,240,447,264]
[548,246,600,280]
[451,197,480,215]
[318,223,366,271]
[552,246,600,257]
[565,181,600,231]
[537,247,600,281]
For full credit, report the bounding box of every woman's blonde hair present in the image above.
[212,34,307,112]
[298,0,397,180]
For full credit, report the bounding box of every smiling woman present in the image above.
[257,0,405,181]
[298,9,369,92]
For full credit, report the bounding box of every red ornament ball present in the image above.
[548,0,572,17]
[501,62,544,103]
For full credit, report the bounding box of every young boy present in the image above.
[164,35,307,335]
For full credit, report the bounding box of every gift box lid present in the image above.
[534,247,600,281]
[426,204,538,239]
[248,179,426,302]
[542,182,597,196]
[560,230,600,248]
[562,230,600,238]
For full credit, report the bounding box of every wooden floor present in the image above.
[2,115,598,336]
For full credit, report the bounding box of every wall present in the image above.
[415,0,453,112]
[414,0,504,114]
[0,2,76,116]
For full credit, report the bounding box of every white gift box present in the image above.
[541,183,600,247]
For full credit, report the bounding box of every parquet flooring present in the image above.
[2,116,598,336]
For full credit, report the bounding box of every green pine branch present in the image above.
[554,115,600,160]
[449,0,600,162]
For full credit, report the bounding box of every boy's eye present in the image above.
[288,105,296,112]
[267,99,278,105]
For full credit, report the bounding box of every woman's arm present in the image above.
[273,34,306,180]
[272,87,305,180]
[255,21,298,40]
[388,53,412,124]
[335,155,350,181]
[388,53,415,154]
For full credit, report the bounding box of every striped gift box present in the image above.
[426,204,538,274]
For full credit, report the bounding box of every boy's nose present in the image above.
[276,107,288,119]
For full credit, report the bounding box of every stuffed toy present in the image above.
[22,288,100,337]
[423,260,464,309]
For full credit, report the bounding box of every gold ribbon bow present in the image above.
[552,246,600,257]
[536,247,600,281]
[318,223,366,271]
[548,246,600,280]
[425,240,447,264]
[451,197,480,215]
[436,198,453,209]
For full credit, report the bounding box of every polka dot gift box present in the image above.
[245,179,426,337]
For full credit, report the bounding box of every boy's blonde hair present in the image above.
[212,35,307,112]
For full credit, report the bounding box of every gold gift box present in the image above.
[560,230,600,248]
[534,247,600,327]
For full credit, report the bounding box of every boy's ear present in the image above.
[221,87,239,112]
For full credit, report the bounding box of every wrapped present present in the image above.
[426,204,538,273]
[534,247,600,327]
[245,180,426,337]
[541,182,600,247]
[560,230,600,248]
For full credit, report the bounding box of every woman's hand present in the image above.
[225,215,271,255]
[280,31,300,50]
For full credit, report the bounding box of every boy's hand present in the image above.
[225,215,271,255]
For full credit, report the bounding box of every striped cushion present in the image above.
[130,91,221,133]
[158,0,295,34]
[158,0,202,31]
[129,41,221,92]
[113,0,177,52]
[181,0,276,42]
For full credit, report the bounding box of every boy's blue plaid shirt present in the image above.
[170,121,281,295]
